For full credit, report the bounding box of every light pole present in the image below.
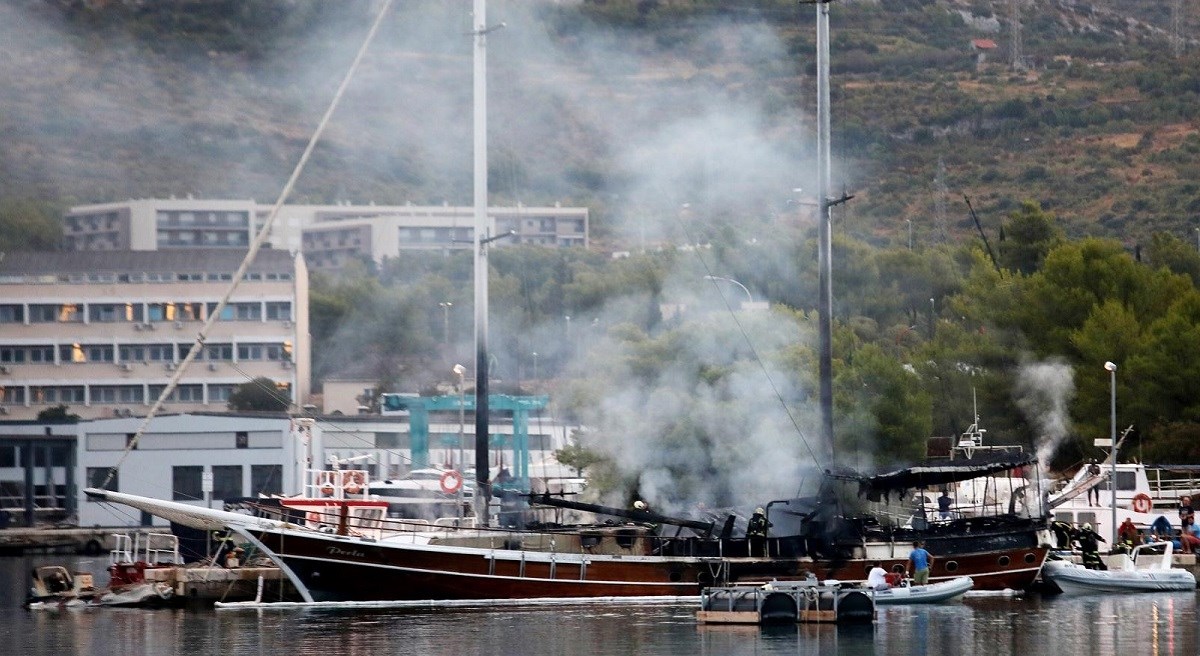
[1105,360,1117,545]
[453,363,466,518]
[439,302,452,349]
[703,275,754,306]
[531,351,538,382]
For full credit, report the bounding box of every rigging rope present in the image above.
[100,0,397,488]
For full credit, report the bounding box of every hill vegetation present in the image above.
[4,0,1200,489]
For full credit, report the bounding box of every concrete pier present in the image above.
[0,527,159,556]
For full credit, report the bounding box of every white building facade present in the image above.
[64,199,590,272]
[0,249,311,420]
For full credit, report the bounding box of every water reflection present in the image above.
[3,557,1198,656]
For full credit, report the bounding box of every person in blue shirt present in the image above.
[908,540,933,586]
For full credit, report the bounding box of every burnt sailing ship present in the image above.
[85,0,1050,602]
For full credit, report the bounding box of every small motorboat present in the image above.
[1041,541,1197,595]
[869,576,974,605]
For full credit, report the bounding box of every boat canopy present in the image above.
[828,451,1037,497]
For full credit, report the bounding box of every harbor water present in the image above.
[3,555,1198,656]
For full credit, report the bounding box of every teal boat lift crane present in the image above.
[380,393,549,491]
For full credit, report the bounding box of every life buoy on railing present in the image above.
[317,471,335,497]
[343,471,364,495]
[306,511,322,524]
[440,470,464,495]
[1132,493,1153,514]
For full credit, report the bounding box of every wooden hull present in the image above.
[241,526,1049,602]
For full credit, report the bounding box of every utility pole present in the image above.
[1170,0,1184,58]
[1008,0,1025,71]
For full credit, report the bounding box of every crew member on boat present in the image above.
[1077,523,1107,570]
[908,540,933,585]
[867,562,890,591]
[1050,520,1075,550]
[747,507,772,557]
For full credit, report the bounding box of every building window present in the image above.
[172,466,203,501]
[0,347,26,363]
[0,386,26,404]
[29,304,81,323]
[234,303,262,321]
[31,386,85,404]
[265,302,292,321]
[92,386,144,404]
[237,344,264,361]
[0,305,24,323]
[119,345,146,361]
[235,432,248,449]
[376,432,401,449]
[87,304,123,323]
[28,346,53,363]
[85,345,115,363]
[146,344,174,362]
[203,344,233,361]
[86,468,118,499]
[209,384,235,403]
[212,465,242,500]
[175,385,203,402]
[251,465,283,496]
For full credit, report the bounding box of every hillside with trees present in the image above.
[3,1,1200,495]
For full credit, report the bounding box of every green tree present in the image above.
[997,201,1063,275]
[1143,232,1200,288]
[228,377,290,412]
[0,200,62,252]
[835,342,932,464]
[36,404,80,422]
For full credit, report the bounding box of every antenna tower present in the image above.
[933,156,949,244]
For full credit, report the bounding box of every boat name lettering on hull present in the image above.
[327,546,366,559]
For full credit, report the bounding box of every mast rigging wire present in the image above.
[100,0,397,488]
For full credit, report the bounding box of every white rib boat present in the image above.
[869,576,974,605]
[1041,541,1197,594]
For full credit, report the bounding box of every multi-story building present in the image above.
[62,198,259,252]
[0,249,310,421]
[64,199,590,271]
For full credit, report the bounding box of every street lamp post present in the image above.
[531,351,538,382]
[453,363,466,518]
[1105,360,1117,545]
[704,275,754,306]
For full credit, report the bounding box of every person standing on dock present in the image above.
[908,541,933,585]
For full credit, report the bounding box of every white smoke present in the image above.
[1015,359,1075,471]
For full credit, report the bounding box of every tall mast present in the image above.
[472,0,491,523]
[815,1,834,461]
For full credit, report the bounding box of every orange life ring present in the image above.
[440,470,463,495]
[306,511,322,524]
[343,471,364,495]
[316,471,336,496]
[1132,493,1152,514]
